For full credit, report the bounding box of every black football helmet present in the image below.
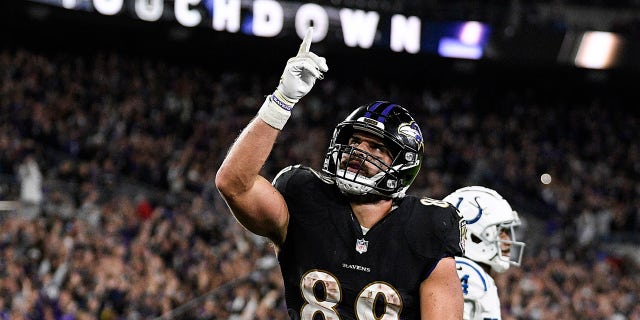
[322,101,424,199]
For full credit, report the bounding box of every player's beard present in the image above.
[342,192,391,204]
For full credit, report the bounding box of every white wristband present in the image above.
[258,95,292,130]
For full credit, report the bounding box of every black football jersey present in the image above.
[273,165,464,320]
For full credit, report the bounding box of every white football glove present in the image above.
[259,27,329,130]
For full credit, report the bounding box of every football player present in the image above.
[216,27,465,319]
[443,186,526,320]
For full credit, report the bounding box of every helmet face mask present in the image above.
[473,217,524,272]
[443,186,526,273]
[332,143,399,196]
[323,101,424,199]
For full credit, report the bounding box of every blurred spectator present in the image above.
[17,153,43,219]
[135,195,153,221]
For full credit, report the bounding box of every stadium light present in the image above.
[574,31,622,70]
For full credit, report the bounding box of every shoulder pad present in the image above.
[272,165,334,195]
[272,165,300,186]
[405,197,464,259]
[456,256,493,298]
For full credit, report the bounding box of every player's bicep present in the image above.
[224,175,289,244]
[420,257,464,319]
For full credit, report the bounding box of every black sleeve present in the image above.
[405,198,465,259]
[441,205,465,257]
[272,165,299,195]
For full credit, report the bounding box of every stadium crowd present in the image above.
[1,46,639,319]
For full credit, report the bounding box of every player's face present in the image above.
[498,228,511,256]
[340,132,393,178]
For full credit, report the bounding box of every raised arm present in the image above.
[215,27,328,245]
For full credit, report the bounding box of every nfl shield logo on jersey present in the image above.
[355,238,368,254]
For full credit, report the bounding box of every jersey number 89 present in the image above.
[300,270,402,319]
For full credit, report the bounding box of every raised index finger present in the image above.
[297,26,314,56]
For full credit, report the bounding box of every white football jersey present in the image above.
[455,256,502,320]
